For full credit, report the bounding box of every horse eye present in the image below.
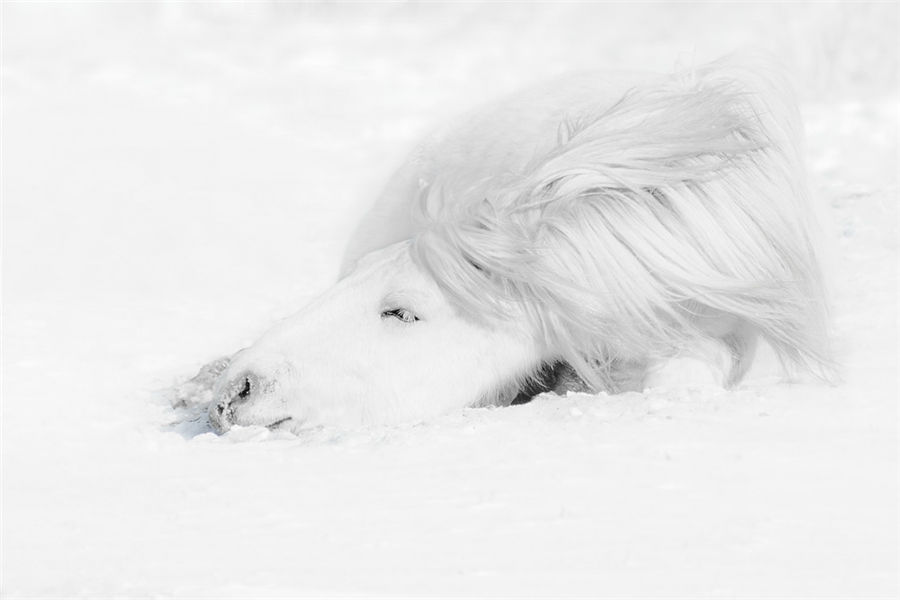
[381,308,420,323]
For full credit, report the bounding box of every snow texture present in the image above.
[2,3,897,598]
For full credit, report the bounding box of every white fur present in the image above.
[210,53,835,433]
[212,242,541,430]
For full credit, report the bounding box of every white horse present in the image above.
[207,54,834,434]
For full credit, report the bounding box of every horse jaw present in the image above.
[213,241,543,432]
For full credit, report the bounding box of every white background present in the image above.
[2,2,897,597]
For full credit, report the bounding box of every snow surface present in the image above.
[2,3,897,598]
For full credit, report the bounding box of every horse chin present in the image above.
[207,384,300,434]
[213,413,298,435]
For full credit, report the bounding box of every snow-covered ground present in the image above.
[2,3,897,598]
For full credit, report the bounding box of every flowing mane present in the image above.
[204,54,839,434]
[411,56,834,392]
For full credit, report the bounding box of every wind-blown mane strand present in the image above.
[412,56,835,392]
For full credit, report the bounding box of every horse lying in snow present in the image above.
[204,54,834,434]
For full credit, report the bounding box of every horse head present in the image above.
[208,241,543,433]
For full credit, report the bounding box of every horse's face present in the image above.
[208,242,542,433]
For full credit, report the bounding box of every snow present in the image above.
[2,3,897,598]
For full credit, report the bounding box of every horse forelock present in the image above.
[411,55,836,392]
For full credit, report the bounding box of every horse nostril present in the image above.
[210,372,264,434]
[210,400,231,434]
[238,376,252,399]
[227,373,259,407]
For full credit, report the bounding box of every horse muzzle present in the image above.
[208,371,262,433]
